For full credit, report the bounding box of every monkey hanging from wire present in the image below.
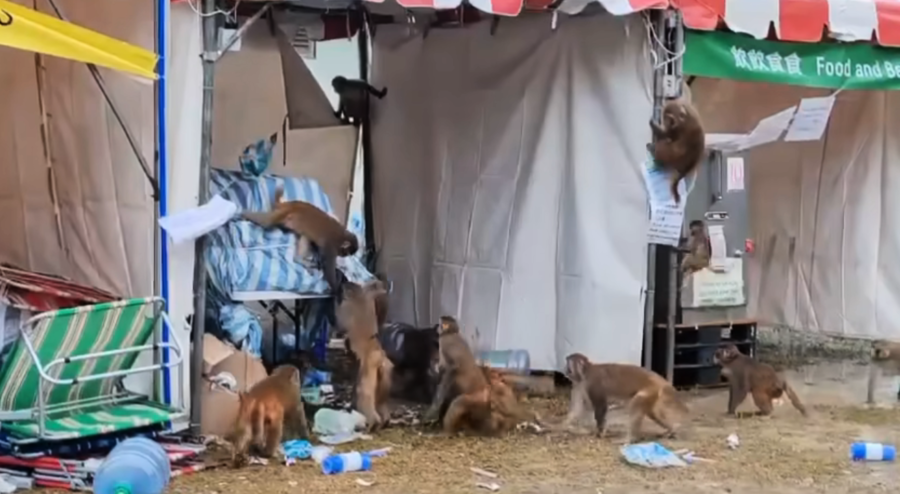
[332,76,388,127]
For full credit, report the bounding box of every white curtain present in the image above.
[370,13,653,370]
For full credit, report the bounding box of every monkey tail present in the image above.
[670,172,683,204]
[782,382,808,417]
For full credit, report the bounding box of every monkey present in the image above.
[647,98,706,204]
[241,186,358,293]
[870,340,900,401]
[228,365,309,467]
[332,76,388,127]
[423,316,494,434]
[714,344,807,417]
[681,219,711,277]
[482,367,542,433]
[560,353,689,444]
[335,281,394,431]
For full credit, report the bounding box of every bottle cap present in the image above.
[113,483,133,494]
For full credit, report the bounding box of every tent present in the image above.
[181,0,686,376]
[678,0,900,340]
[0,0,190,428]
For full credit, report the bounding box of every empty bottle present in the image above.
[476,349,530,375]
[321,451,372,475]
[851,442,896,461]
[93,437,170,494]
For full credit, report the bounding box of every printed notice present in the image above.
[783,96,836,142]
[726,157,745,191]
[641,155,696,247]
[743,105,797,149]
[691,258,745,307]
[707,224,727,271]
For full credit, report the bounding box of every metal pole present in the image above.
[44,0,160,200]
[357,10,377,270]
[642,10,668,371]
[664,9,685,383]
[189,0,219,435]
[209,5,271,63]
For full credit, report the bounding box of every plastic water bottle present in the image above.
[851,442,896,461]
[93,437,170,494]
[321,452,372,475]
[476,349,530,374]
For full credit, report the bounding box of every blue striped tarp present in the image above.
[204,169,374,296]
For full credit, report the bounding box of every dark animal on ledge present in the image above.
[332,76,388,126]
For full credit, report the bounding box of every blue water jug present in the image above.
[476,349,530,374]
[93,437,170,494]
[851,442,896,461]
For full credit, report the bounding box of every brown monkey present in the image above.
[648,98,706,204]
[714,344,807,417]
[483,367,541,433]
[870,340,900,400]
[241,186,358,293]
[561,353,688,443]
[336,281,393,431]
[332,76,387,126]
[423,316,493,434]
[681,219,711,276]
[229,365,309,466]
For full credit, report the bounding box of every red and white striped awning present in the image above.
[676,0,900,47]
[395,0,667,18]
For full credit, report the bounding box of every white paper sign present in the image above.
[641,156,696,247]
[691,258,745,307]
[783,96,836,142]
[743,105,797,150]
[726,157,744,191]
[159,195,239,245]
[707,224,727,270]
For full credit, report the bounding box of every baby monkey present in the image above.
[681,219,711,277]
[332,76,388,126]
[714,344,807,417]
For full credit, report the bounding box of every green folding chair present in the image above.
[0,297,186,442]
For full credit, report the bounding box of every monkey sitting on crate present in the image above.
[332,76,388,126]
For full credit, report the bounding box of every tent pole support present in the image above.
[358,8,377,270]
[190,0,220,436]
[664,9,685,383]
[43,0,160,201]
[643,10,668,371]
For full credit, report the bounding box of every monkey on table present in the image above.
[241,186,358,293]
[332,76,388,126]
[228,365,309,467]
[336,280,394,431]
[560,353,689,443]
[681,219,711,277]
[714,344,807,417]
[648,98,706,204]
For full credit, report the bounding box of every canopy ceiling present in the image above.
[677,0,900,47]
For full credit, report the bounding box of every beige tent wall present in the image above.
[0,0,155,297]
[370,13,653,371]
[692,78,900,340]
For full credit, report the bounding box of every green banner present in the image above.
[684,30,900,90]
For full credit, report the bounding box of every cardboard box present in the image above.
[200,336,268,437]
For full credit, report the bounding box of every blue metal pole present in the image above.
[155,0,172,407]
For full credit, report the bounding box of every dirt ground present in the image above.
[167,362,900,494]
